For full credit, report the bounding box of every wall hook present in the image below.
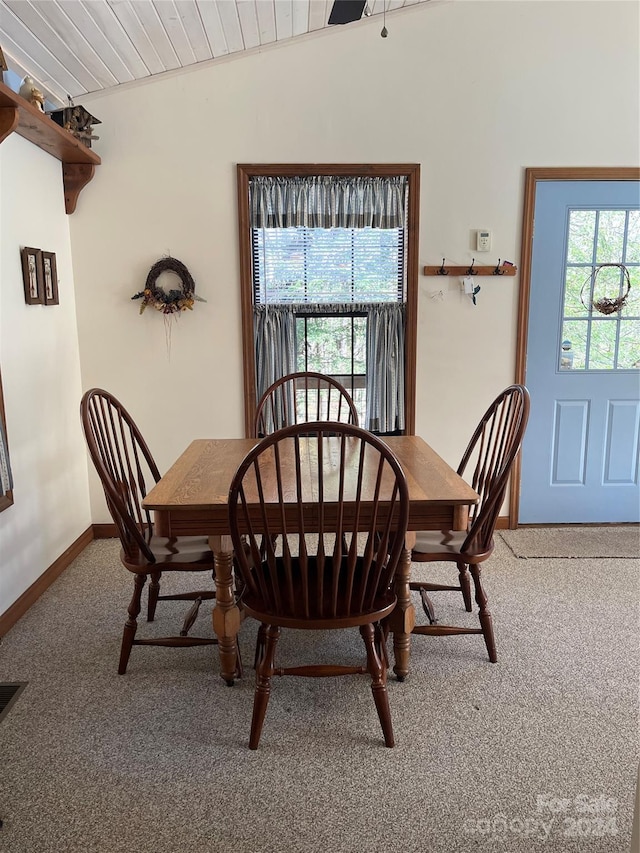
[437,258,449,276]
[493,259,505,275]
[467,259,477,275]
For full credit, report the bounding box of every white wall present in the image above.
[63,0,638,523]
[0,134,92,614]
[71,0,640,521]
[0,1,637,614]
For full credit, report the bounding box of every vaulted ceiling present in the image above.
[0,0,435,106]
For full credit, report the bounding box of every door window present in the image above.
[560,209,640,370]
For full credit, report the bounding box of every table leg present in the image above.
[209,535,242,685]
[453,504,469,532]
[389,535,416,681]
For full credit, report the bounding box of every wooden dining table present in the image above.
[142,436,479,685]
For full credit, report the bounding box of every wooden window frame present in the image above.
[237,163,420,438]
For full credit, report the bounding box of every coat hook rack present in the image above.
[423,260,518,277]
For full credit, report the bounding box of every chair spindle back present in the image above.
[254,371,359,437]
[460,384,530,556]
[229,422,409,622]
[81,389,160,563]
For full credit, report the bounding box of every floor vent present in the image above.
[0,683,27,725]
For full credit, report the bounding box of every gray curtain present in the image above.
[366,303,405,433]
[250,176,407,230]
[0,417,13,494]
[254,302,404,433]
[251,174,407,433]
[254,305,296,432]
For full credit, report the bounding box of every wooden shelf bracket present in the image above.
[63,163,96,214]
[0,80,100,214]
[0,106,19,144]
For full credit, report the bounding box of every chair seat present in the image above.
[121,535,213,571]
[412,529,493,563]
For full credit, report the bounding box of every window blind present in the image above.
[252,226,404,304]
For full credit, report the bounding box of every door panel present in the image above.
[605,401,639,484]
[552,400,588,485]
[520,180,640,523]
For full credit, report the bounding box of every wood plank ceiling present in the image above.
[0,0,435,105]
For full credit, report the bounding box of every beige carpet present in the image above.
[499,525,640,559]
[0,536,638,852]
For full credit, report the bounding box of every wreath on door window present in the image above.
[580,263,631,316]
[131,257,206,315]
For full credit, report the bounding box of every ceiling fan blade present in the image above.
[328,0,367,25]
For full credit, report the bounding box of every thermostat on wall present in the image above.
[476,230,491,252]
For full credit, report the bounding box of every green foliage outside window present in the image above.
[562,209,639,370]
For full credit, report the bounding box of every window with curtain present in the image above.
[241,169,418,434]
[0,368,13,512]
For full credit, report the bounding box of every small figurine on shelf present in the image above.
[47,95,100,148]
[18,76,45,111]
[0,45,8,86]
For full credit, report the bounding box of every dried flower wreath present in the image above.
[580,263,631,316]
[131,257,205,315]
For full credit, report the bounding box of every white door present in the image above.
[520,179,640,523]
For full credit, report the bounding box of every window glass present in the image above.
[587,320,617,370]
[564,267,589,317]
[625,267,640,314]
[567,210,596,263]
[596,210,626,262]
[562,208,639,371]
[560,320,588,370]
[618,320,640,369]
[295,315,367,375]
[626,211,640,262]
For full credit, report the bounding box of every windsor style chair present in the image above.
[228,421,409,749]
[80,388,232,675]
[410,385,530,662]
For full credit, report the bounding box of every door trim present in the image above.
[511,167,640,527]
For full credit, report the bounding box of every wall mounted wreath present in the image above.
[580,263,631,316]
[131,257,205,315]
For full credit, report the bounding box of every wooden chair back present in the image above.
[460,384,530,557]
[81,388,160,564]
[254,371,359,437]
[229,422,409,625]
